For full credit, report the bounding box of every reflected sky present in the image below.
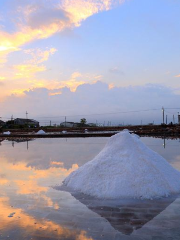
[0,137,180,239]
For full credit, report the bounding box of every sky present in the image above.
[0,0,180,125]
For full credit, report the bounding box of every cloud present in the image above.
[1,81,179,124]
[175,74,180,78]
[0,0,124,57]
[0,0,125,99]
[60,71,85,91]
[0,70,101,100]
[109,67,124,74]
[27,8,70,30]
[24,48,57,64]
[0,0,126,103]
[13,64,46,78]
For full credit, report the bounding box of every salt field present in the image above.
[64,131,180,199]
[0,137,180,240]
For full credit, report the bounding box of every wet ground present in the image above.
[0,137,180,240]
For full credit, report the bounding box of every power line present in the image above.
[34,108,162,119]
[1,107,180,121]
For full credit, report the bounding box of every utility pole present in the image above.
[173,115,175,124]
[26,111,28,119]
[178,112,180,125]
[50,120,51,127]
[163,137,166,149]
[65,116,66,127]
[162,107,165,124]
[166,115,167,125]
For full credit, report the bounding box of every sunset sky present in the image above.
[0,0,180,125]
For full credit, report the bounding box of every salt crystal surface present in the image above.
[36,130,46,134]
[63,130,180,199]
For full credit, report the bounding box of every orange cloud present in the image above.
[60,71,85,91]
[109,83,115,89]
[61,0,118,25]
[0,0,125,100]
[14,64,46,78]
[0,71,104,100]
[175,74,180,78]
[0,0,124,57]
[24,48,57,64]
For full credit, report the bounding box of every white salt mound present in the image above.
[3,131,11,135]
[64,130,180,199]
[36,130,46,134]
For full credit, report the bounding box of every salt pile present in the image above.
[64,130,180,199]
[3,131,11,135]
[36,130,46,134]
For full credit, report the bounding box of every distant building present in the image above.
[14,118,39,127]
[60,122,79,128]
[88,123,97,127]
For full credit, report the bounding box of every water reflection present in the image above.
[0,196,93,240]
[66,190,177,235]
[0,137,180,239]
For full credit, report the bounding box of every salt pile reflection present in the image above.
[64,188,178,235]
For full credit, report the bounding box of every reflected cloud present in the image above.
[0,178,9,185]
[0,157,79,196]
[15,180,48,195]
[172,155,180,171]
[0,137,180,239]
[51,161,64,166]
[0,197,94,240]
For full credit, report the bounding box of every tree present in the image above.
[80,118,87,126]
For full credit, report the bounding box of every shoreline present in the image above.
[0,131,180,139]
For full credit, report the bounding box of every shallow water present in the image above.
[0,137,180,240]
